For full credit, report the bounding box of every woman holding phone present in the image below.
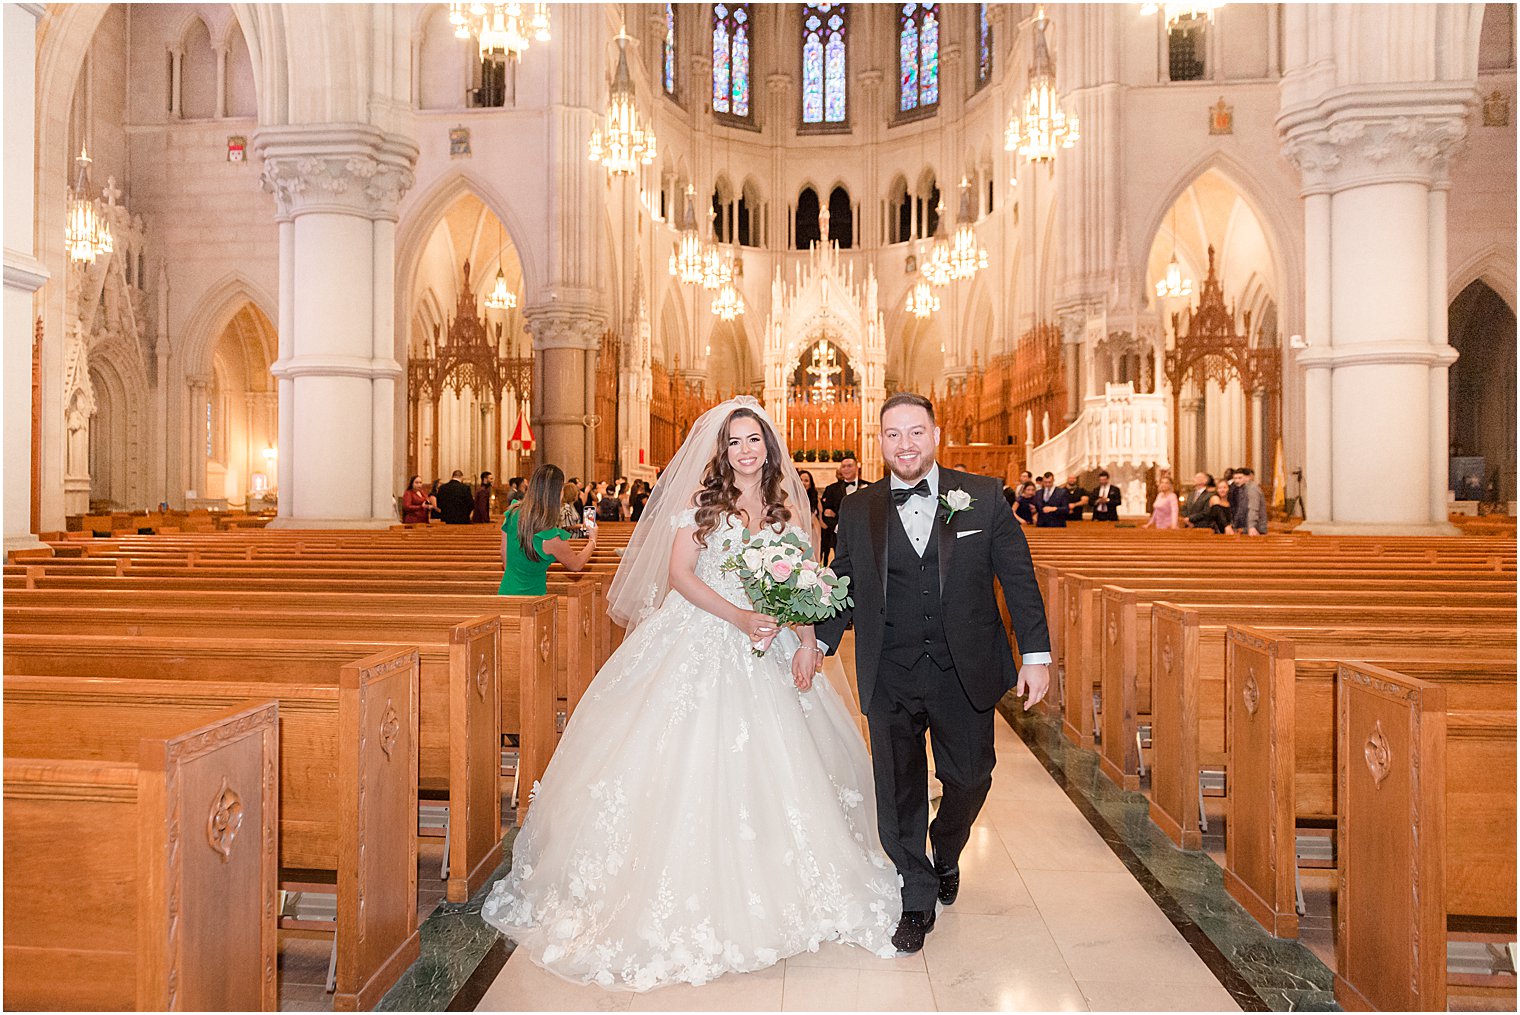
[500,464,598,596]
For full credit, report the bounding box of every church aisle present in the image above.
[472,668,1240,1012]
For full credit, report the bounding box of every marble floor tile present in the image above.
[1077,978,1241,1012]
[626,962,786,1011]
[782,939,926,973]
[475,952,634,1012]
[781,965,938,1011]
[983,800,1129,874]
[921,910,1088,1012]
[945,824,1038,916]
[1020,869,1223,988]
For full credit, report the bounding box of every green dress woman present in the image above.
[499,463,598,596]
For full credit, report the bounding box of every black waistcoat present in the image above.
[881,503,953,670]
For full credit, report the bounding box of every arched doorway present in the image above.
[1448,280,1517,504]
[404,191,533,488]
[1148,168,1281,481]
[205,303,277,508]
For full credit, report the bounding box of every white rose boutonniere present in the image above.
[940,488,974,523]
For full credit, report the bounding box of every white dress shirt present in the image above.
[814,464,1050,666]
[890,464,940,556]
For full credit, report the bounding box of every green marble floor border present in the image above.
[375,827,518,1013]
[1000,702,1340,1012]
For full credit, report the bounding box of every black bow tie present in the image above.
[892,479,932,506]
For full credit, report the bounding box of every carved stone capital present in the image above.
[1277,84,1477,194]
[253,125,419,222]
[524,305,606,351]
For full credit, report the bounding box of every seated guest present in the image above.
[436,470,474,524]
[1014,481,1038,525]
[1143,476,1180,529]
[500,464,599,596]
[1181,472,1215,528]
[596,481,624,521]
[1063,475,1091,521]
[559,481,584,530]
[401,475,436,525]
[1089,470,1122,521]
[472,471,494,523]
[1035,473,1071,528]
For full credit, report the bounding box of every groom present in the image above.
[805,392,1051,953]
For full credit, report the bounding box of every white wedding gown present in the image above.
[481,510,902,990]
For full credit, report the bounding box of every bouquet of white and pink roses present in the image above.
[719,527,852,656]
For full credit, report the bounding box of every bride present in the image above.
[481,397,901,990]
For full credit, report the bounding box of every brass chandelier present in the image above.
[1004,6,1079,163]
[905,277,940,319]
[947,180,989,281]
[66,146,113,264]
[588,29,658,177]
[449,3,550,63]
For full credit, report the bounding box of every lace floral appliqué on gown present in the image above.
[481,510,901,990]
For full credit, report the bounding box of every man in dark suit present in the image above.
[806,392,1051,954]
[1089,470,1122,521]
[1063,475,1091,521]
[1180,472,1215,528]
[435,470,474,524]
[819,455,868,564]
[1034,473,1070,527]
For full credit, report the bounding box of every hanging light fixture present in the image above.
[450,3,551,64]
[1004,6,1079,163]
[947,179,989,281]
[1140,1,1223,34]
[712,276,745,320]
[698,242,732,291]
[66,146,113,264]
[905,277,941,319]
[1154,203,1193,300]
[484,215,517,311]
[588,28,658,177]
[920,194,956,288]
[669,185,706,285]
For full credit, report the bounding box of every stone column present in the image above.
[1178,394,1202,479]
[1281,90,1472,533]
[4,2,47,550]
[1061,315,1083,425]
[186,374,210,498]
[255,125,417,527]
[169,46,184,119]
[525,308,601,480]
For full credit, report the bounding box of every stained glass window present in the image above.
[977,3,992,86]
[664,3,676,95]
[898,3,939,113]
[802,3,847,124]
[713,4,752,118]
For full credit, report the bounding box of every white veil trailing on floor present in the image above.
[607,395,814,631]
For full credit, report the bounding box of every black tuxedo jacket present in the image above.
[1090,484,1122,521]
[436,481,474,524]
[816,468,1051,713]
[820,477,869,532]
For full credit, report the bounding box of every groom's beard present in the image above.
[886,453,935,484]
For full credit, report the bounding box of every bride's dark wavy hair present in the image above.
[693,407,791,548]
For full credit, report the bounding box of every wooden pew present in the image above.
[1333,662,1516,1011]
[0,587,557,826]
[1052,566,1514,746]
[2,641,421,1012]
[1219,627,1516,938]
[3,566,598,721]
[1099,593,1514,791]
[2,607,506,903]
[1147,604,1516,851]
[3,698,279,1011]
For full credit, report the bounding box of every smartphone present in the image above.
[583,506,598,530]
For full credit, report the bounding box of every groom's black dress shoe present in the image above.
[892,910,936,954]
[935,864,960,906]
